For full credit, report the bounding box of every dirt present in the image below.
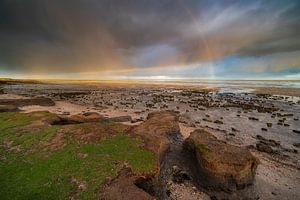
[100,166,155,200]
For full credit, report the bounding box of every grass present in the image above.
[0,112,58,149]
[0,112,157,200]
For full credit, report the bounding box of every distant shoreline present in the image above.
[1,78,300,97]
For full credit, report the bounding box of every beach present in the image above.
[0,79,299,200]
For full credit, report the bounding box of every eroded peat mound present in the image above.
[0,110,259,200]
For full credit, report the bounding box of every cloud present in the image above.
[0,0,299,77]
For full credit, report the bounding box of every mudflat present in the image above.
[0,80,299,200]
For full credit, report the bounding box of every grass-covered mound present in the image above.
[0,112,157,200]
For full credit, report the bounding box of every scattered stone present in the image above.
[213,120,223,124]
[249,117,259,121]
[293,130,300,134]
[171,166,191,183]
[292,143,300,148]
[231,127,238,132]
[256,135,280,147]
[267,123,272,127]
[256,142,274,154]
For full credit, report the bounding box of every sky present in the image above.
[0,0,300,80]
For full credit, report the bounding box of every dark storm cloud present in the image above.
[0,0,299,74]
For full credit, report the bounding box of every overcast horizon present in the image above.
[1,0,300,80]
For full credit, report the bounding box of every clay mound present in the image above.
[184,129,258,191]
[132,111,180,161]
[51,112,105,125]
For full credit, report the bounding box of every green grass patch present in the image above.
[0,112,157,200]
[0,112,59,149]
[0,112,33,132]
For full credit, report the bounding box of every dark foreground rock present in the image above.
[184,129,259,191]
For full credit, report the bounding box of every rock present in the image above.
[256,135,280,147]
[0,104,19,112]
[184,129,258,191]
[267,123,272,127]
[293,143,300,148]
[213,120,223,124]
[256,142,274,154]
[231,127,238,132]
[171,166,191,183]
[261,128,268,131]
[108,115,132,122]
[293,130,300,134]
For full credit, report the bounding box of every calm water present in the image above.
[132,80,300,94]
[139,80,300,88]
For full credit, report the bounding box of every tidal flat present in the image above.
[0,79,299,200]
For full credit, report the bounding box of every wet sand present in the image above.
[255,87,300,97]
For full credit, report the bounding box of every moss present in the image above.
[0,112,157,199]
[197,143,211,154]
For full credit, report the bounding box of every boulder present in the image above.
[184,129,258,191]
